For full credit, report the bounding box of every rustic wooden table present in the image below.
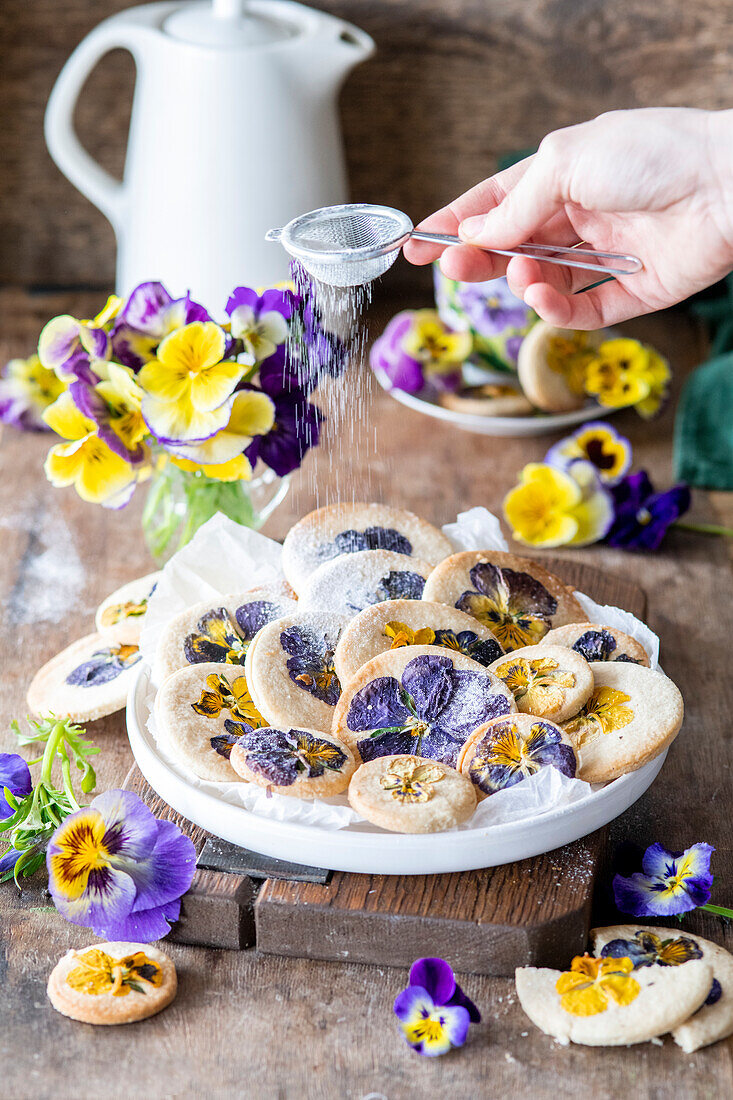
[1,288,732,1098]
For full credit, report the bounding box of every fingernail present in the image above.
[459,215,487,240]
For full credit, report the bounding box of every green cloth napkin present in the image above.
[674,351,733,489]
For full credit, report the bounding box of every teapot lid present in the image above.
[164,0,298,48]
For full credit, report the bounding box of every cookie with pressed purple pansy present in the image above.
[229,725,355,798]
[488,644,593,723]
[155,662,269,781]
[422,550,588,652]
[245,611,349,732]
[299,549,434,620]
[590,925,733,1053]
[333,645,515,767]
[348,754,477,833]
[95,571,161,645]
[334,598,503,685]
[154,583,297,683]
[540,623,650,666]
[27,633,143,722]
[282,502,453,594]
[457,713,577,801]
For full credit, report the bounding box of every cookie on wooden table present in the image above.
[457,713,577,800]
[517,322,605,413]
[515,953,713,1046]
[560,662,683,784]
[348,754,477,833]
[95,571,161,644]
[422,550,588,652]
[282,502,453,594]
[155,661,268,781]
[47,942,176,1025]
[245,611,349,733]
[154,584,297,683]
[590,924,733,1053]
[27,633,143,722]
[540,623,650,666]
[334,598,503,684]
[488,644,593,723]
[332,645,515,767]
[229,725,355,798]
[438,384,533,417]
[299,549,434,619]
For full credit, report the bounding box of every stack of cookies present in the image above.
[147,501,683,834]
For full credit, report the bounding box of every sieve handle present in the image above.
[409,231,642,276]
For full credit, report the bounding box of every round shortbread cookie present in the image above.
[541,623,650,666]
[299,549,434,619]
[515,955,713,1046]
[95,571,161,644]
[438,384,533,417]
[348,753,477,833]
[422,550,588,652]
[282,502,453,594]
[47,941,176,1025]
[590,924,733,1054]
[245,611,349,733]
[560,662,683,784]
[27,633,143,722]
[154,585,297,683]
[154,661,268,781]
[229,725,355,798]
[333,598,503,684]
[488,644,593,723]
[457,713,576,800]
[332,645,515,767]
[517,322,605,413]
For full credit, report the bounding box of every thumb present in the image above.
[458,149,567,248]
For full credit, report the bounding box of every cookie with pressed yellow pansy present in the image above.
[298,549,434,620]
[488,644,593,723]
[230,725,355,798]
[47,941,177,1025]
[517,321,606,413]
[422,550,588,652]
[540,623,650,667]
[154,584,297,683]
[27,632,143,723]
[333,598,503,685]
[348,754,477,833]
[95,571,161,644]
[155,661,268,781]
[560,662,683,784]
[282,501,453,594]
[590,925,733,1053]
[245,611,350,733]
[457,713,577,800]
[515,952,713,1046]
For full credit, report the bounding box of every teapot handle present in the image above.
[44,20,144,228]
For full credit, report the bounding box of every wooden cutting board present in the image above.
[126,556,647,975]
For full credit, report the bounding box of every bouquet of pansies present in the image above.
[1,277,341,558]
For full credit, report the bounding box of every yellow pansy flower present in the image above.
[547,331,597,396]
[585,339,670,417]
[95,363,147,453]
[138,322,244,443]
[503,462,613,549]
[379,759,444,803]
[494,655,575,713]
[556,955,640,1016]
[562,686,634,746]
[66,948,162,997]
[402,310,472,375]
[168,389,275,471]
[383,621,436,649]
[43,391,138,507]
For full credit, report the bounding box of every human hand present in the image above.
[403,108,733,328]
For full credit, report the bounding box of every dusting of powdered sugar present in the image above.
[1,502,87,624]
[298,550,428,618]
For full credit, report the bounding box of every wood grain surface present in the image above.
[1,289,733,1097]
[4,1,733,289]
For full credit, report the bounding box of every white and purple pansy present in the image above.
[68,379,146,465]
[110,282,210,371]
[347,653,512,766]
[464,717,576,796]
[280,624,342,706]
[394,956,481,1057]
[231,726,348,786]
[38,314,111,384]
[226,287,292,365]
[65,643,141,688]
[184,601,285,666]
[571,628,642,664]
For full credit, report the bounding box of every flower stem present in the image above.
[700,902,733,920]
[673,520,733,538]
[40,722,67,786]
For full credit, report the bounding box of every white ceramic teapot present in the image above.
[45,0,373,307]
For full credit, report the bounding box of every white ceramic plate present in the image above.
[373,365,622,438]
[127,664,666,875]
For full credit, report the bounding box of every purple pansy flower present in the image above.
[613,842,715,918]
[346,653,512,766]
[0,753,32,820]
[457,281,529,336]
[333,526,412,556]
[606,471,691,550]
[505,335,523,363]
[432,628,503,668]
[394,957,480,1057]
[571,628,641,664]
[111,282,210,371]
[47,789,196,942]
[68,379,146,464]
[280,624,341,706]
[226,287,292,365]
[245,390,321,476]
[184,600,284,666]
[375,570,426,603]
[370,313,425,394]
[464,716,576,796]
[601,929,703,969]
[455,562,558,651]
[233,726,348,786]
[65,643,141,688]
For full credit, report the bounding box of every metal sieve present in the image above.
[265,203,643,288]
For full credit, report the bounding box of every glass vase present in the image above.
[142,460,290,564]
